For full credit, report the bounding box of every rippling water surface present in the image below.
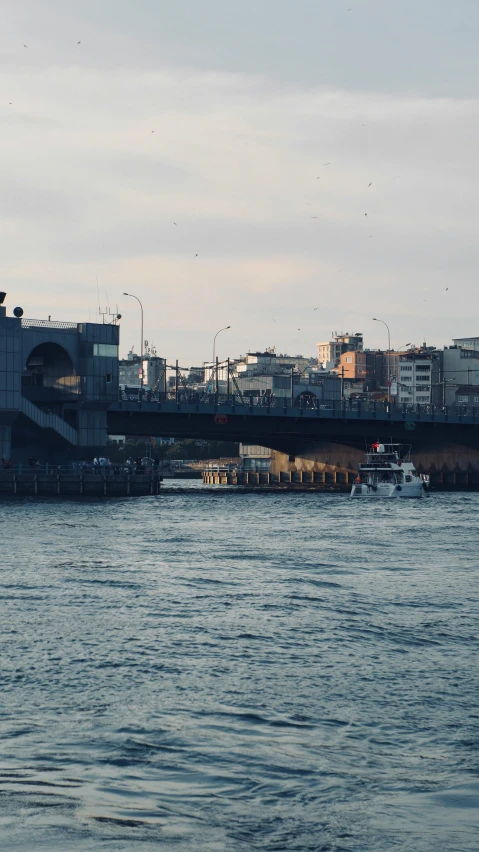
[1,486,478,851]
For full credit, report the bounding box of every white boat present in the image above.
[350,443,429,498]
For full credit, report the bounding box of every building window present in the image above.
[93,343,118,358]
[457,395,468,403]
[106,373,112,383]
[345,356,352,363]
[400,365,413,372]
[474,396,479,403]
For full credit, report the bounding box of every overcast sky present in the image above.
[2,0,479,362]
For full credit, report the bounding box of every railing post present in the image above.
[175,360,179,402]
[227,358,230,402]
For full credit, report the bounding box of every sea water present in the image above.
[1,487,478,851]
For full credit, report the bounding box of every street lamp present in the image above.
[373,317,391,402]
[124,292,144,386]
[213,325,231,365]
[211,325,231,392]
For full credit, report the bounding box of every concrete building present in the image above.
[454,386,479,406]
[119,347,166,393]
[442,343,479,405]
[239,444,271,472]
[317,332,363,368]
[397,355,433,404]
[334,350,369,381]
[235,372,341,404]
[0,292,119,462]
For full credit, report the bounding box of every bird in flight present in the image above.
[77,41,81,45]
[323,162,331,166]
[311,216,318,219]
[195,253,199,257]
[313,307,318,311]
[173,222,177,226]
[23,44,28,48]
[368,182,372,187]
[365,213,368,217]
[446,287,449,291]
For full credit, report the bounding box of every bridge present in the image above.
[107,395,479,453]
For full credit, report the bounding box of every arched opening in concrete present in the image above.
[23,343,77,391]
[294,391,318,409]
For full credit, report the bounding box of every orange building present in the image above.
[335,350,368,380]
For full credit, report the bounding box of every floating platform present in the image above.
[0,471,161,498]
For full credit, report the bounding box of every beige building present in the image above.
[317,332,363,368]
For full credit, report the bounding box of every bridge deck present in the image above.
[109,397,479,426]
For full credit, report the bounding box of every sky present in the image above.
[1,0,479,364]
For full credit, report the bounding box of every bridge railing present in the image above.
[117,388,479,419]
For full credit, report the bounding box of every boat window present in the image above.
[405,475,411,482]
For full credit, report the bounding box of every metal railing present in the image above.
[116,388,479,420]
[21,318,78,331]
[0,462,158,475]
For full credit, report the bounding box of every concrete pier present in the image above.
[0,471,161,497]
[202,469,352,491]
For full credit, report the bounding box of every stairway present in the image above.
[21,397,78,446]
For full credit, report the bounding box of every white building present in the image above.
[397,355,433,405]
[119,347,166,392]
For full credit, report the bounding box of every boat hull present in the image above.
[350,483,425,498]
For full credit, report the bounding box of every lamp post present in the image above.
[212,325,231,392]
[124,292,144,387]
[373,317,391,402]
